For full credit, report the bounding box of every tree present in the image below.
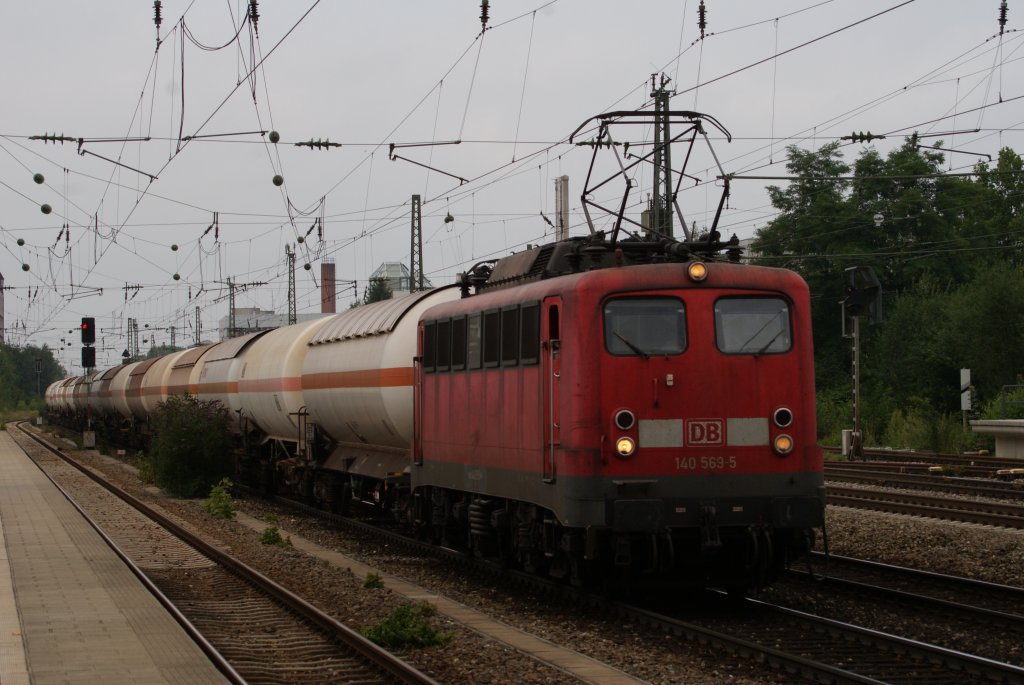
[753,143,862,387]
[0,343,64,409]
[363,277,393,304]
[144,343,179,360]
[872,276,959,413]
[971,148,1024,268]
[945,262,1024,400]
[149,394,234,497]
[753,139,1024,446]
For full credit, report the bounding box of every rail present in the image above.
[15,422,440,685]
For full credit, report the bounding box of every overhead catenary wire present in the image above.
[5,0,1024,359]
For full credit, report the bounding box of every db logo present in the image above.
[686,419,724,446]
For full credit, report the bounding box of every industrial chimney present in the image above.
[321,259,336,313]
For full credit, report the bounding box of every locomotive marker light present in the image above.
[615,436,637,458]
[687,261,708,282]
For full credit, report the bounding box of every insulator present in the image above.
[480,0,489,28]
[249,0,260,33]
[153,0,162,28]
[698,0,707,38]
[999,1,1008,34]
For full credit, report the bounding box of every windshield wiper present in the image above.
[738,311,784,353]
[613,331,649,359]
[754,327,784,355]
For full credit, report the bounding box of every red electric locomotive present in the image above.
[411,108,822,590]
[413,236,823,590]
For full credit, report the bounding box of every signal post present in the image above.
[80,317,96,447]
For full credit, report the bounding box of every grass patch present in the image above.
[364,572,385,589]
[136,452,156,484]
[360,602,451,648]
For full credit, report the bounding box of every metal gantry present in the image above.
[410,194,424,292]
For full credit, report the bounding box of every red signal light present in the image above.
[81,317,95,344]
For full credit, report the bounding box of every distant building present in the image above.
[738,237,758,261]
[216,307,327,340]
[368,262,433,297]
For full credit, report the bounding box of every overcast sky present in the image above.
[2,0,1021,369]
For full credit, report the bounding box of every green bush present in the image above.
[364,572,384,589]
[360,602,451,648]
[258,526,290,547]
[816,386,852,446]
[150,394,234,497]
[881,398,974,453]
[982,386,1024,420]
[204,478,236,519]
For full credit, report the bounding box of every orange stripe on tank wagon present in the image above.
[237,377,304,393]
[302,367,413,390]
[192,382,238,395]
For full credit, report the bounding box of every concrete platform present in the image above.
[0,430,229,685]
[971,419,1024,459]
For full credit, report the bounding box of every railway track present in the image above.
[776,552,1024,667]
[824,445,1024,472]
[826,483,1024,528]
[260,484,1024,684]
[801,552,1024,625]
[12,422,438,685]
[666,596,1024,685]
[826,464,1024,500]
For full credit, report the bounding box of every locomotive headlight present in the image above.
[614,409,636,431]
[615,437,636,458]
[773,434,794,455]
[687,261,708,282]
[773,407,794,428]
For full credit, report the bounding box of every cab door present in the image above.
[541,297,561,482]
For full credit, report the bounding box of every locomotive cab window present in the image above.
[604,297,686,357]
[715,297,792,354]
